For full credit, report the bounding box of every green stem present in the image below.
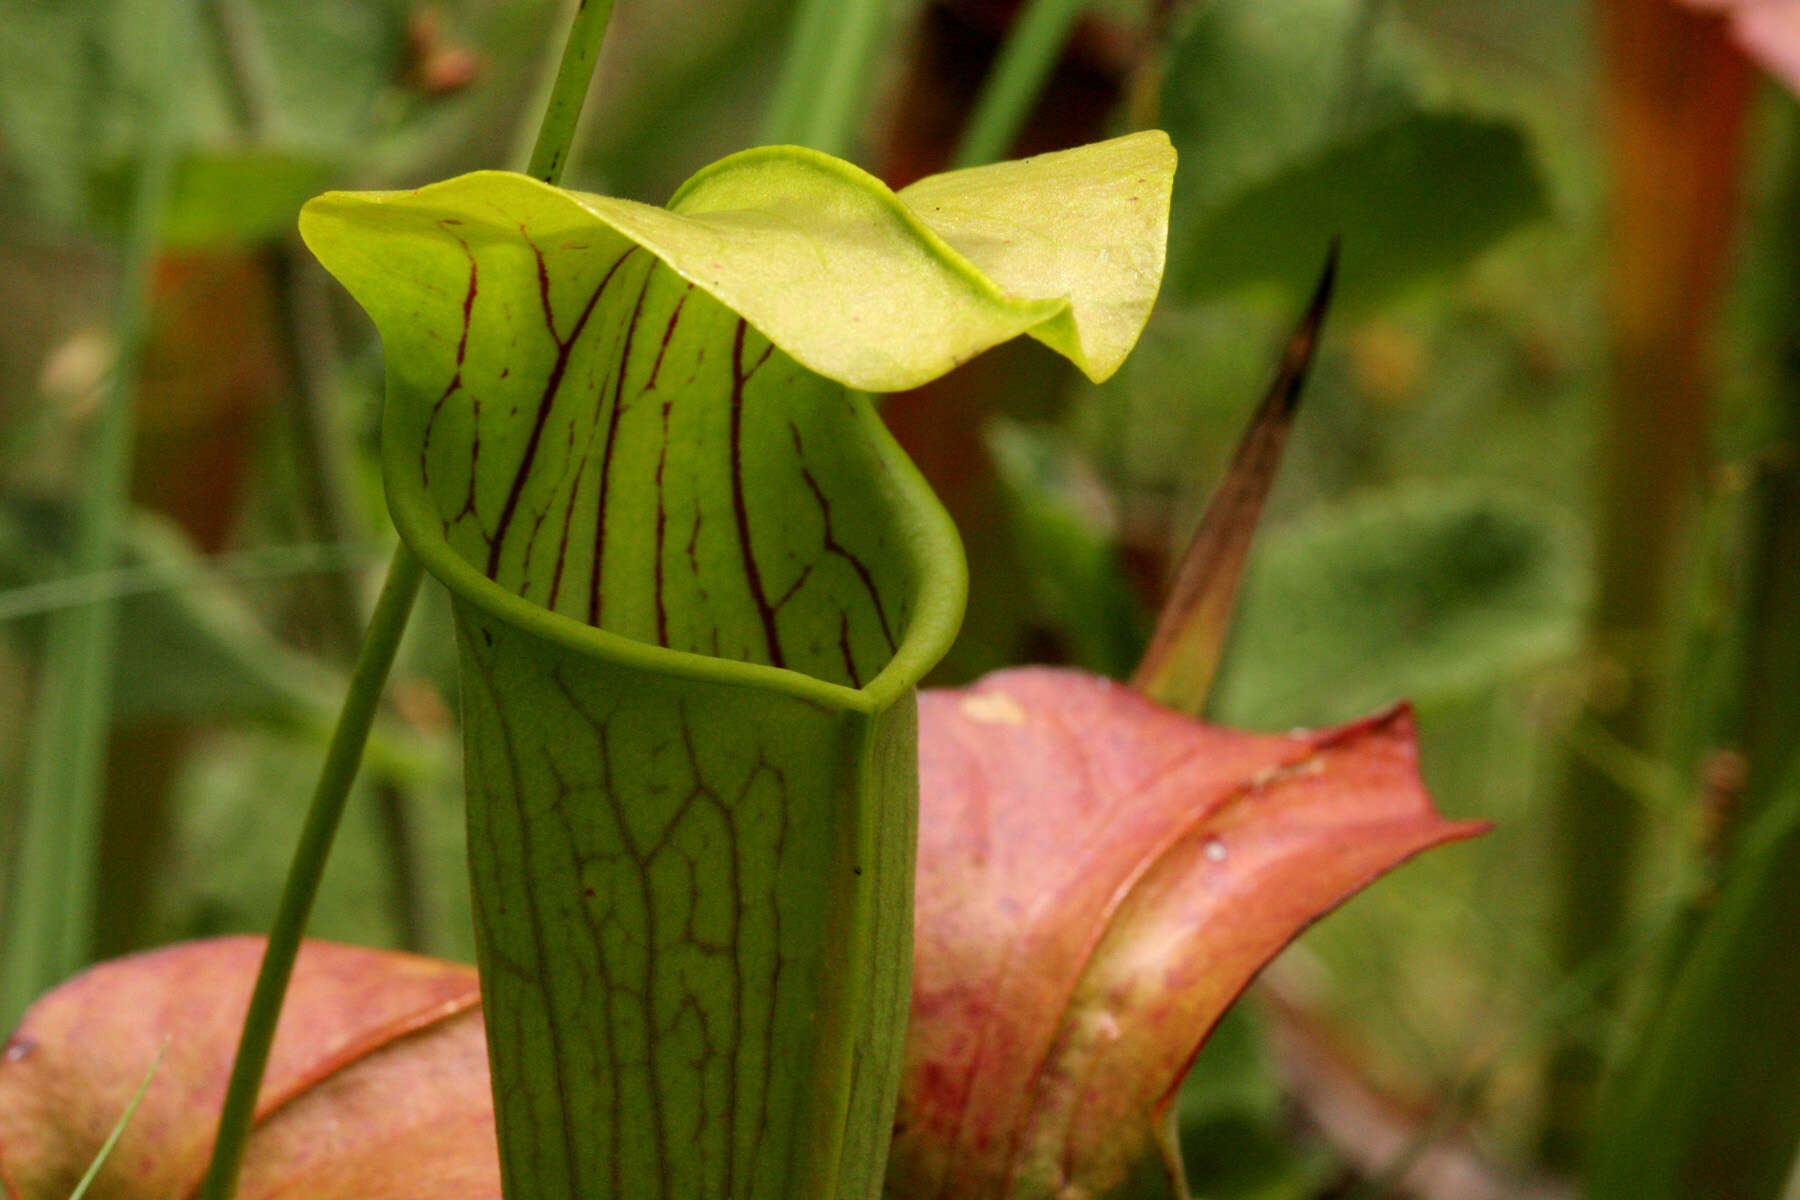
[760,0,891,155]
[214,0,440,955]
[269,247,437,953]
[210,0,436,960]
[951,0,1087,168]
[1584,761,1800,1200]
[0,0,188,1031]
[1582,95,1800,1200]
[525,0,618,183]
[194,545,424,1200]
[197,4,619,1194]
[209,0,439,960]
[1540,1,1750,1164]
[1122,0,1180,131]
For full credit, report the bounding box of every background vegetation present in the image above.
[2,0,1797,1195]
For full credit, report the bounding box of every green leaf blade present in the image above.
[1156,0,1546,311]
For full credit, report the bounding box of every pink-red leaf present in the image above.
[0,937,493,1200]
[892,667,1486,1200]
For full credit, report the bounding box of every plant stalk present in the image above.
[197,2,619,1193]
[526,0,618,183]
[208,0,442,956]
[203,0,435,962]
[761,0,892,155]
[1541,0,1751,1165]
[194,546,422,1200]
[951,0,1088,168]
[269,246,438,953]
[1582,92,1800,1200]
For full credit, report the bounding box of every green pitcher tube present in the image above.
[299,132,1173,1200]
[453,604,924,1198]
[376,260,964,1199]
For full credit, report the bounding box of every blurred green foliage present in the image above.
[1212,484,1583,730]
[2,0,1796,1196]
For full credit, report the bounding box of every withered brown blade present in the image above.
[1132,242,1338,714]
